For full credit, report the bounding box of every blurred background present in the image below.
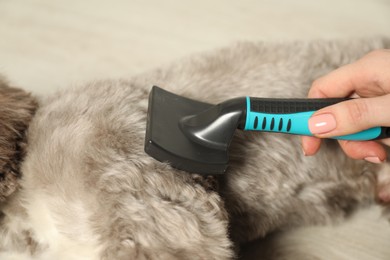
[0,0,389,94]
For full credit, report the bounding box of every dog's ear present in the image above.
[0,76,38,202]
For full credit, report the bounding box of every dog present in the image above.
[0,77,37,203]
[1,37,389,259]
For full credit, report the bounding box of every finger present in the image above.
[301,136,321,156]
[380,138,390,147]
[338,140,387,162]
[308,94,390,137]
[309,49,390,98]
[309,65,357,98]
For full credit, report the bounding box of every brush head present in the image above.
[144,86,230,174]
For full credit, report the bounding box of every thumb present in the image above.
[308,94,390,137]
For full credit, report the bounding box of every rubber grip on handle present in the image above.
[244,97,383,141]
[248,97,349,114]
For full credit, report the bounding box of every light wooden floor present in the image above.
[1,1,390,259]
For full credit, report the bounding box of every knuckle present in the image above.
[312,78,322,88]
[311,79,321,91]
[366,49,387,58]
[345,99,369,127]
[364,49,390,66]
[362,49,390,90]
[309,78,327,97]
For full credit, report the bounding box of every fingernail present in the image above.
[308,114,337,134]
[364,156,384,164]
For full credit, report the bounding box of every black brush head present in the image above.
[144,86,230,174]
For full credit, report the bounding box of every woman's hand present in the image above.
[302,49,390,163]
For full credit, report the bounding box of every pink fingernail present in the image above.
[308,114,337,134]
[364,156,384,164]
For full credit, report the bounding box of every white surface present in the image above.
[0,0,389,94]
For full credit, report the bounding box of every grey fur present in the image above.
[1,37,390,259]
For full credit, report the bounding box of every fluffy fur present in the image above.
[0,77,37,202]
[1,38,390,259]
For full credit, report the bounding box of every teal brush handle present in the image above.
[243,97,389,140]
